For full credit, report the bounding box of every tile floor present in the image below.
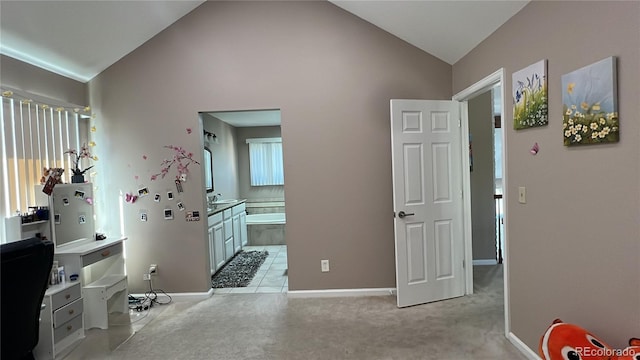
[213,245,288,294]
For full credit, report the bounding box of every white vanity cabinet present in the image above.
[207,223,215,275]
[239,211,247,247]
[208,212,225,274]
[232,213,241,254]
[208,201,247,274]
[223,209,234,261]
[35,282,84,360]
[233,203,247,249]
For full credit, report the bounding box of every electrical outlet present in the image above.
[143,273,151,281]
[321,259,330,272]
[149,264,157,275]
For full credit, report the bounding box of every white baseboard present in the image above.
[130,288,214,302]
[473,259,498,266]
[507,332,541,360]
[287,287,395,298]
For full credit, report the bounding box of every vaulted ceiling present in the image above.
[0,1,528,83]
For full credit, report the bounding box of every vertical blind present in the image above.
[1,93,88,241]
[247,138,284,186]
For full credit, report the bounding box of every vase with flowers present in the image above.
[64,143,97,183]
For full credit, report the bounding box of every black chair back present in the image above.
[1,237,54,360]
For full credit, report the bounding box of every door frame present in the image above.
[452,68,510,337]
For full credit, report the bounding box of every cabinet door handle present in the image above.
[67,325,73,331]
[68,309,74,315]
[101,250,111,257]
[65,294,71,299]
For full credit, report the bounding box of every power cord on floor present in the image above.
[128,277,172,312]
[146,276,171,305]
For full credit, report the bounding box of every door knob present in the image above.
[398,211,415,219]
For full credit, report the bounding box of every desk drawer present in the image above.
[51,282,81,310]
[53,313,83,344]
[82,242,122,267]
[53,297,83,328]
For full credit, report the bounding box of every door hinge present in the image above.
[463,259,466,268]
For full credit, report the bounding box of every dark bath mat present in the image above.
[211,250,269,288]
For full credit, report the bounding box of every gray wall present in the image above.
[88,1,452,293]
[236,126,284,201]
[453,0,640,350]
[468,90,496,261]
[1,54,87,106]
[202,113,240,200]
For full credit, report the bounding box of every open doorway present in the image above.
[467,88,502,266]
[492,87,505,264]
[453,69,510,337]
[467,86,505,265]
[201,109,288,294]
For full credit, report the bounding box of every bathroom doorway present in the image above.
[202,109,288,294]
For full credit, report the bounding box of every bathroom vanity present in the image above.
[207,200,247,274]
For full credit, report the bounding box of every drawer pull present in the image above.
[101,250,111,257]
[68,309,74,315]
[65,294,71,300]
[67,325,73,331]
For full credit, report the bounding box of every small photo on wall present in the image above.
[78,214,86,225]
[54,214,61,224]
[186,211,200,222]
[177,201,185,211]
[63,197,70,206]
[167,191,174,200]
[74,190,85,199]
[562,56,618,146]
[138,187,150,197]
[164,209,174,220]
[512,59,548,130]
[154,193,161,202]
[139,209,148,222]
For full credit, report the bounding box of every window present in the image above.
[247,138,284,186]
[1,90,89,243]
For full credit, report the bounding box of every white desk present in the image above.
[55,237,126,286]
[53,237,128,330]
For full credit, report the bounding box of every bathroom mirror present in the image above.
[203,146,214,192]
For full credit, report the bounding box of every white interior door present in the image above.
[390,99,465,308]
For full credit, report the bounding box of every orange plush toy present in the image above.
[616,338,640,360]
[539,319,613,360]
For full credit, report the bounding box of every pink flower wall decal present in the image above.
[150,145,200,181]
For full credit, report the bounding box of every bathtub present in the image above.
[246,213,286,225]
[246,213,286,245]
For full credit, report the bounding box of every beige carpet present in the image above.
[102,265,526,360]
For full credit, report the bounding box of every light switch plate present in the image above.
[518,187,526,204]
[321,260,330,272]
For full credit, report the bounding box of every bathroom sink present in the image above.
[212,199,238,205]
